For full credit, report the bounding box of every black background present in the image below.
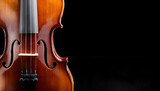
[0,0,155,91]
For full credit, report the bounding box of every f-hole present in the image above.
[2,40,21,68]
[0,27,5,56]
[37,40,56,69]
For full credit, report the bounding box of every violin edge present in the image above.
[50,0,69,63]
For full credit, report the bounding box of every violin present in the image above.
[0,0,74,91]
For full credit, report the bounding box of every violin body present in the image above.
[0,0,74,91]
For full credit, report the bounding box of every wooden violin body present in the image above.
[0,0,74,91]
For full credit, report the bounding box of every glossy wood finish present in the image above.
[0,0,74,91]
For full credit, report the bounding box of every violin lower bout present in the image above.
[0,57,74,91]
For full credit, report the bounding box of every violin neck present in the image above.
[19,0,38,34]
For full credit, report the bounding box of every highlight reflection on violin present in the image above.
[0,0,74,91]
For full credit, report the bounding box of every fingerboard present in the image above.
[19,0,38,34]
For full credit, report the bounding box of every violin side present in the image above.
[0,0,74,91]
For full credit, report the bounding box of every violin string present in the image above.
[21,29,23,74]
[20,2,23,75]
[20,1,23,74]
[25,1,28,74]
[35,28,37,74]
[35,0,37,74]
[30,0,32,74]
[20,0,23,75]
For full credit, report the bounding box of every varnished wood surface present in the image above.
[0,0,74,91]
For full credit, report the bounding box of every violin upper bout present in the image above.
[37,0,67,64]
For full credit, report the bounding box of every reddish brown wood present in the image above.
[0,0,74,91]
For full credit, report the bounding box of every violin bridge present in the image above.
[18,53,39,56]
